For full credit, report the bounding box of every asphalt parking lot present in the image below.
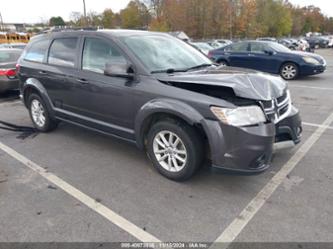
[0,49,333,244]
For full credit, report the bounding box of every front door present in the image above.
[248,42,280,73]
[70,36,136,138]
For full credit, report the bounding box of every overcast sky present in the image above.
[1,0,332,24]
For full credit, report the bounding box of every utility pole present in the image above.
[0,11,4,31]
[83,0,87,26]
[229,0,234,40]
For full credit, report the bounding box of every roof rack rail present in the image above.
[38,26,103,34]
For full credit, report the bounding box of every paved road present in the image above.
[0,49,332,244]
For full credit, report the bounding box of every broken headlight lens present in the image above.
[210,106,266,126]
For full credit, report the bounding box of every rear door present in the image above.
[226,42,251,68]
[44,36,81,110]
[19,38,51,91]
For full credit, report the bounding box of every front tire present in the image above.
[280,62,299,80]
[146,120,204,181]
[28,93,58,132]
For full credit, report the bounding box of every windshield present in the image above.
[269,42,291,52]
[122,35,212,73]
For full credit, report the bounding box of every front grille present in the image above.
[262,90,291,124]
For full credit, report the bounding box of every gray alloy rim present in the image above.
[153,130,187,172]
[219,61,227,66]
[281,64,297,79]
[31,99,46,128]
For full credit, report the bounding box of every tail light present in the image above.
[16,63,20,72]
[0,68,17,77]
[208,51,212,58]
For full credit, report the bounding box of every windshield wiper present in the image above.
[151,63,216,74]
[151,68,187,74]
[185,63,215,71]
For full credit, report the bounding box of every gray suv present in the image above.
[17,30,302,181]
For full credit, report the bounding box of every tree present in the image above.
[101,9,115,28]
[49,16,66,26]
[69,12,83,26]
[120,0,151,29]
[65,0,331,38]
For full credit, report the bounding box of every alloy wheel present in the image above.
[31,99,46,128]
[153,130,187,172]
[281,64,297,80]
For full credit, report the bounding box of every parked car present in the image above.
[327,36,333,48]
[215,39,232,45]
[208,39,232,49]
[257,37,277,42]
[305,36,329,49]
[190,42,214,55]
[17,30,302,181]
[0,43,27,50]
[298,38,310,51]
[208,41,326,80]
[278,39,297,50]
[0,48,22,93]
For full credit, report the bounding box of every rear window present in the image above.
[48,38,78,68]
[24,39,49,63]
[230,42,249,52]
[0,50,21,63]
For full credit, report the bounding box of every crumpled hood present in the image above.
[156,67,287,101]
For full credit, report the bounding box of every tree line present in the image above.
[52,0,333,39]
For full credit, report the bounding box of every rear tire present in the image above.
[218,60,228,66]
[280,62,299,80]
[28,93,58,132]
[146,120,204,181]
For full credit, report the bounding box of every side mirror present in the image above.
[104,62,134,79]
[264,50,274,55]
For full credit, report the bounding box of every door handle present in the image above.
[76,78,89,84]
[39,70,48,75]
[248,54,255,56]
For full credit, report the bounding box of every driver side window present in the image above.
[82,38,126,74]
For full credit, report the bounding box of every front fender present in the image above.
[22,78,55,118]
[134,98,205,149]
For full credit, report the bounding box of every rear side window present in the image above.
[229,42,249,52]
[250,42,268,53]
[24,39,49,63]
[48,38,78,68]
[82,37,126,74]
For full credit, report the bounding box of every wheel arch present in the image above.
[216,57,229,65]
[22,78,55,118]
[134,99,208,150]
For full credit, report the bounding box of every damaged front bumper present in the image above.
[275,105,302,144]
[202,105,302,174]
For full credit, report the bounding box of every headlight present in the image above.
[302,56,320,65]
[210,106,266,127]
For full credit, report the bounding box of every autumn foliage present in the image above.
[69,0,333,39]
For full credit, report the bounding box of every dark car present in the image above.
[305,36,329,49]
[0,48,22,93]
[208,41,326,80]
[278,39,297,50]
[17,30,302,181]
